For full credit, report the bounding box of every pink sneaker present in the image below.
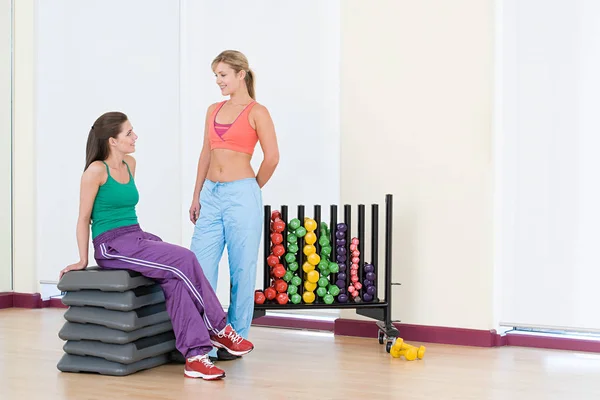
[210,325,254,356]
[184,355,225,380]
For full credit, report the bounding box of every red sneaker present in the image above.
[184,355,225,380]
[210,325,254,356]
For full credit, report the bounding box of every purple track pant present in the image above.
[92,224,227,358]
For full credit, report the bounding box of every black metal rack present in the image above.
[253,194,399,346]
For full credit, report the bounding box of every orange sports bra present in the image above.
[209,100,259,155]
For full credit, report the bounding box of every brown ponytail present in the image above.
[245,69,255,100]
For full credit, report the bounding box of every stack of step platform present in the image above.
[56,266,183,376]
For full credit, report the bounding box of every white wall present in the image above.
[0,0,12,292]
[23,0,514,334]
[35,0,181,284]
[179,0,340,305]
[499,0,600,332]
[33,0,341,309]
[12,0,36,293]
[339,0,495,330]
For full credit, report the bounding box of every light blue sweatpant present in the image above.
[190,178,263,355]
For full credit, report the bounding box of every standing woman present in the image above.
[189,50,280,360]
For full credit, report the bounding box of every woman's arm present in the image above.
[189,103,217,224]
[253,105,280,188]
[59,162,104,279]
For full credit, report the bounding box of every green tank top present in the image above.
[91,160,140,239]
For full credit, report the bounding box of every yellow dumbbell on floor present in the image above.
[389,338,426,361]
[394,339,426,360]
[390,339,418,361]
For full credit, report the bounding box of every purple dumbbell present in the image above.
[367,285,376,296]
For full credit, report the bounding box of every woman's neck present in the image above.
[229,89,252,106]
[105,154,125,170]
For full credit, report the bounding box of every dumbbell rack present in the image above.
[252,194,400,346]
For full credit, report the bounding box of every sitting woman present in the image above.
[60,111,252,381]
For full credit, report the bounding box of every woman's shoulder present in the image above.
[123,155,137,177]
[86,160,107,175]
[124,155,136,167]
[206,101,224,114]
[249,101,271,118]
[84,161,108,184]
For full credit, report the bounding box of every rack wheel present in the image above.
[386,341,393,353]
[378,331,385,344]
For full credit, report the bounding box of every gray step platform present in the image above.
[64,303,170,332]
[58,321,173,344]
[169,350,186,364]
[57,266,156,292]
[57,353,170,376]
[61,284,165,311]
[63,331,176,364]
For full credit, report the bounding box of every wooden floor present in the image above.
[1,309,600,400]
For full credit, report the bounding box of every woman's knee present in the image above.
[178,249,200,272]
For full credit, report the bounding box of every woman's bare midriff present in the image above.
[206,149,256,182]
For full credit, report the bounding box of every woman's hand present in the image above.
[59,260,88,280]
[189,200,200,224]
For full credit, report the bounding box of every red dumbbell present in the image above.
[274,279,288,293]
[264,287,277,301]
[276,292,289,304]
[271,210,282,222]
[254,291,266,304]
[267,254,279,267]
[271,232,283,245]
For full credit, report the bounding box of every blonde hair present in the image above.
[212,50,255,99]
